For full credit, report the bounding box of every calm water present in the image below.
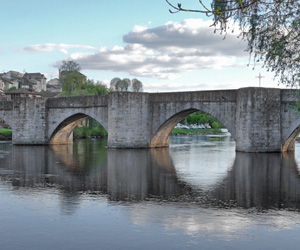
[1,134,300,249]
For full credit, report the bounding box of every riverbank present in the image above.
[0,128,223,141]
[170,128,222,136]
[74,135,107,140]
[0,128,12,140]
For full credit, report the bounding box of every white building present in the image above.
[0,71,23,90]
[46,78,62,92]
[22,73,47,92]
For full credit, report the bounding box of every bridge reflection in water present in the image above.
[1,140,300,210]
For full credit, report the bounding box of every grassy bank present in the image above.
[0,128,12,139]
[171,128,222,135]
[0,128,12,136]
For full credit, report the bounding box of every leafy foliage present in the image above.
[116,78,131,91]
[60,79,108,97]
[6,87,17,92]
[181,111,224,128]
[73,118,108,138]
[0,128,12,137]
[110,77,121,90]
[166,0,300,87]
[61,71,86,94]
[132,78,143,92]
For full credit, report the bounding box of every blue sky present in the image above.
[1,0,280,92]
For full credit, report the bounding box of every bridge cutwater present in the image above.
[0,87,299,153]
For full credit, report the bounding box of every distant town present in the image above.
[0,70,74,100]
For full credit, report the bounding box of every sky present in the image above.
[0,0,282,92]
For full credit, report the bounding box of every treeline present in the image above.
[60,78,108,97]
[60,77,144,97]
[59,61,143,97]
[109,77,143,92]
[180,111,224,129]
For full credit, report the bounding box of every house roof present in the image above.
[8,71,23,79]
[47,78,60,85]
[5,88,40,95]
[40,90,60,98]
[46,84,62,89]
[0,77,17,85]
[23,73,46,80]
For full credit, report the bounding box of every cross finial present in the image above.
[255,73,264,87]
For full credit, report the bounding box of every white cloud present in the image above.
[23,43,95,54]
[59,49,68,54]
[53,18,248,79]
[123,18,246,56]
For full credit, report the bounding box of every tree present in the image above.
[115,78,131,91]
[166,0,300,87]
[110,77,121,91]
[110,77,143,92]
[131,78,143,92]
[60,60,81,72]
[59,61,86,94]
[61,71,86,94]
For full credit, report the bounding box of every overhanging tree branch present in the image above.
[166,0,300,87]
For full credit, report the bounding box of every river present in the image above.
[1,134,300,249]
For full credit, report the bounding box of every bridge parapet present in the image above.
[47,95,108,109]
[149,90,237,103]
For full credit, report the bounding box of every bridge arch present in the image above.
[282,118,300,152]
[150,103,236,148]
[49,112,107,144]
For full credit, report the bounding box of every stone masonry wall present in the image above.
[235,88,282,152]
[108,92,151,148]
[12,98,48,144]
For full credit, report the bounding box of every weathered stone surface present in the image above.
[108,92,150,148]
[0,88,300,152]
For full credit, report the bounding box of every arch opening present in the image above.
[150,109,230,148]
[50,113,107,144]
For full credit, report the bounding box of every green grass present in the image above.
[0,128,12,136]
[171,128,221,135]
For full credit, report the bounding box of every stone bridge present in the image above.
[0,87,300,153]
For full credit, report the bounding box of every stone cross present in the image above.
[255,73,264,87]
